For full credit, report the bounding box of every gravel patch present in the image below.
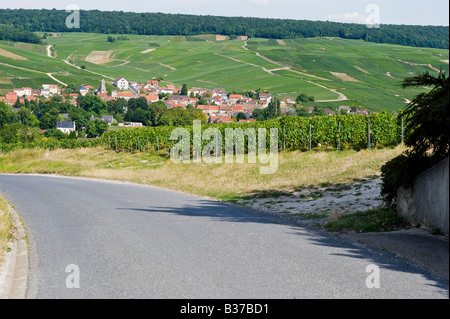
[238,178,385,218]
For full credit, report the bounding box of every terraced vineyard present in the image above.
[1,32,448,113]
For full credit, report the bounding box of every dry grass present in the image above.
[0,48,28,60]
[0,145,405,201]
[329,71,359,82]
[0,195,13,263]
[85,50,115,64]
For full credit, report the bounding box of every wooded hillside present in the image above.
[0,9,448,49]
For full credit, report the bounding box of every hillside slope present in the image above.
[1,33,448,112]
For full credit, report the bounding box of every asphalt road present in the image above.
[0,174,448,299]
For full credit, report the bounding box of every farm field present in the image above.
[0,33,448,113]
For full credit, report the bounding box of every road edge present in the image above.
[0,204,28,299]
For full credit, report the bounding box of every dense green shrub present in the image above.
[101,112,401,153]
[381,71,449,204]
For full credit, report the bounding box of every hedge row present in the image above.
[101,112,402,153]
[0,139,102,153]
[0,113,402,155]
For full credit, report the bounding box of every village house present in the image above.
[78,85,89,96]
[197,104,220,116]
[258,92,272,105]
[339,106,351,114]
[13,87,32,97]
[145,80,159,88]
[188,88,202,97]
[212,88,227,99]
[119,122,143,128]
[189,97,199,107]
[90,115,114,126]
[139,94,159,104]
[218,104,233,116]
[3,92,17,105]
[159,84,177,95]
[169,95,190,106]
[42,84,60,95]
[280,97,295,106]
[111,90,136,100]
[100,115,114,126]
[209,115,234,124]
[56,121,76,134]
[239,96,253,104]
[351,107,370,115]
[166,101,186,109]
[228,94,243,103]
[113,77,129,90]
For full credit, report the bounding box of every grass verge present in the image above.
[0,194,13,263]
[0,145,410,233]
[0,146,405,200]
[322,206,412,233]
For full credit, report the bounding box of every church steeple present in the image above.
[99,78,107,94]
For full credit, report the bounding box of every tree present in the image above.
[159,107,193,126]
[266,97,281,120]
[296,93,315,103]
[236,112,248,121]
[86,120,108,138]
[0,101,14,128]
[17,107,32,126]
[267,99,277,120]
[190,108,207,124]
[181,84,188,96]
[252,108,267,122]
[0,123,27,143]
[399,70,449,159]
[78,94,107,114]
[69,108,89,131]
[127,97,148,112]
[381,70,449,204]
[149,101,167,126]
[39,107,59,130]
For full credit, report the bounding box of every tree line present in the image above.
[0,93,208,143]
[0,9,448,49]
[0,24,41,44]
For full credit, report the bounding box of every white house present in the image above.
[113,77,129,90]
[78,85,89,96]
[56,121,76,134]
[14,87,32,97]
[42,84,60,95]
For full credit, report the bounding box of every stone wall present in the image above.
[397,157,449,235]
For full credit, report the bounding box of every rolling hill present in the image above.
[0,32,448,113]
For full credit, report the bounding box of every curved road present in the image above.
[0,174,447,299]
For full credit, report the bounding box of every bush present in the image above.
[381,71,449,204]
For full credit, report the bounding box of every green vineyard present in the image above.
[0,113,402,155]
[101,112,401,153]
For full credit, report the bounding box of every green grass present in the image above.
[1,33,448,111]
[322,207,411,233]
[250,38,448,112]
